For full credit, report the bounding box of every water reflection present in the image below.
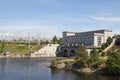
[0,58,120,80]
[51,69,120,80]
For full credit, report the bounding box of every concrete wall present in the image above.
[104,31,112,43]
[31,44,59,57]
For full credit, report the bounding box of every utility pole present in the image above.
[38,33,40,46]
[28,32,31,49]
[19,35,21,45]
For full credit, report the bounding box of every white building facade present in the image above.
[62,30,112,47]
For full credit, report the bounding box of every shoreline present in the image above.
[50,60,96,74]
[0,54,57,58]
[50,59,120,76]
[50,58,110,75]
[50,63,108,76]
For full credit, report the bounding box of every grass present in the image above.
[0,42,43,55]
[59,58,75,62]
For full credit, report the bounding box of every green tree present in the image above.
[101,43,106,50]
[106,51,120,75]
[113,34,120,38]
[52,35,58,44]
[101,52,106,57]
[101,37,113,50]
[89,48,100,68]
[98,48,102,52]
[90,48,99,62]
[76,45,88,68]
[0,40,5,54]
[58,38,62,44]
[106,37,112,46]
[45,40,49,44]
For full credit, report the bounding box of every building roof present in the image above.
[63,29,112,34]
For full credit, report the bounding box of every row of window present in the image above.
[97,37,102,46]
[63,36,103,46]
[64,36,93,44]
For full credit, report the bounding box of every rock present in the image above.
[56,62,66,69]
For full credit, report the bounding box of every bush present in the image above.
[92,59,106,69]
[0,41,5,54]
[76,58,89,68]
[90,48,99,62]
[106,51,120,76]
[98,48,102,52]
[51,58,61,68]
[101,52,106,57]
[75,45,88,68]
[101,37,113,50]
[101,43,106,50]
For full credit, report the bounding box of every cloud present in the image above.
[91,16,120,22]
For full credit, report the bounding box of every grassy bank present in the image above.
[0,41,43,55]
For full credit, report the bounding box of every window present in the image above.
[98,37,102,46]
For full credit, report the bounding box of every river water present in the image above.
[0,58,120,80]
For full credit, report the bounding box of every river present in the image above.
[0,58,120,80]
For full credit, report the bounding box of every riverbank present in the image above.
[50,58,108,75]
[50,57,120,76]
[50,58,95,73]
[0,54,57,58]
[0,54,30,58]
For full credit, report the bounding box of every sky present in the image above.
[0,0,120,38]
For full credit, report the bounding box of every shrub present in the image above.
[90,48,99,62]
[75,45,88,68]
[101,52,106,57]
[92,59,106,69]
[51,58,61,68]
[106,51,120,76]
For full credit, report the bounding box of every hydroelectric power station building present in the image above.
[61,30,112,56]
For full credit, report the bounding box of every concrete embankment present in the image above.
[0,54,57,58]
[30,44,60,57]
[0,54,31,58]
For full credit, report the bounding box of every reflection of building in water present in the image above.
[62,29,112,47]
